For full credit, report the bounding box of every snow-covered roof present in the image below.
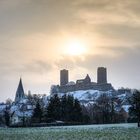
[19,98,29,104]
[12,110,33,118]
[10,105,19,113]
[10,102,34,114]
[66,81,76,86]
[0,104,7,112]
[117,94,126,100]
[27,105,33,110]
[122,105,131,113]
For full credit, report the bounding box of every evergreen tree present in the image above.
[32,101,43,123]
[65,95,75,121]
[129,90,140,127]
[4,109,10,127]
[61,94,68,121]
[72,99,83,122]
[61,95,83,122]
[46,94,61,120]
[46,94,84,123]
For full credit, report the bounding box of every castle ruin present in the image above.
[52,67,114,94]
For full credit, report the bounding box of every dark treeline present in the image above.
[32,94,90,124]
[24,92,140,126]
[31,93,127,125]
[1,90,140,127]
[82,94,127,124]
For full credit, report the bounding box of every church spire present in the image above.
[15,78,25,103]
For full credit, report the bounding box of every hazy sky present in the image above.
[0,0,140,102]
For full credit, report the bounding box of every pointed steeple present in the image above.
[15,78,25,103]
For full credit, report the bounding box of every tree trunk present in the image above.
[138,117,140,127]
[138,121,140,127]
[39,117,41,123]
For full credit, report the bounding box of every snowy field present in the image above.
[0,123,140,140]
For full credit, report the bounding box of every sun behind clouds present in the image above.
[64,38,87,56]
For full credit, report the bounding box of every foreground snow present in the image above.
[0,123,139,140]
[52,123,137,129]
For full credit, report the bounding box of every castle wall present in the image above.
[55,67,114,94]
[58,82,114,93]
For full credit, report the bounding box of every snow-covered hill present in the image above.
[56,90,114,104]
[49,89,132,112]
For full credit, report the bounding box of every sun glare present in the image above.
[65,39,87,56]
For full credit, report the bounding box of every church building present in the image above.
[15,78,25,103]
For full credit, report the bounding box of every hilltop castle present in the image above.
[14,67,114,101]
[51,67,114,94]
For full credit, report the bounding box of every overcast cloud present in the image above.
[0,0,140,102]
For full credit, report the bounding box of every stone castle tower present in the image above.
[15,78,25,103]
[51,67,114,94]
[60,69,69,86]
[97,67,107,84]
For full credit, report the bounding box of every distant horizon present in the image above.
[0,0,140,102]
[1,67,139,103]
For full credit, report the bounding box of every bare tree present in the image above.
[129,90,140,127]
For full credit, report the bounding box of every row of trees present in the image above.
[1,90,140,127]
[32,94,90,124]
[32,91,140,126]
[82,94,127,124]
